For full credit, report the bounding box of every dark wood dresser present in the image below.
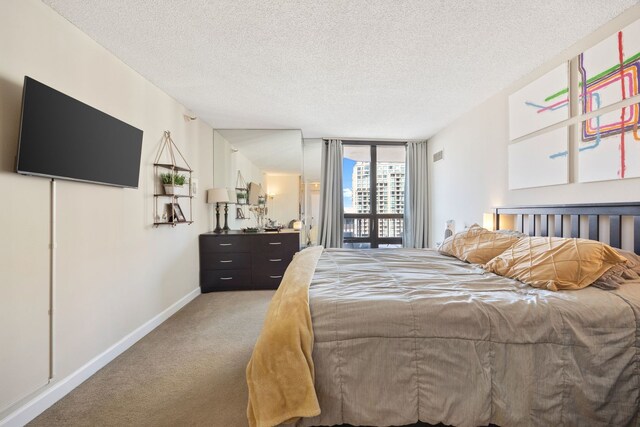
[199,230,300,292]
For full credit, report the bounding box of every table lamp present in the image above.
[483,212,495,231]
[225,188,237,231]
[207,188,230,233]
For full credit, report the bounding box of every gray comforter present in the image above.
[298,248,640,427]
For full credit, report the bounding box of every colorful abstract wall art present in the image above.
[578,102,640,183]
[578,18,640,115]
[508,62,569,140]
[508,127,569,190]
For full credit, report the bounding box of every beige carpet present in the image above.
[30,291,274,427]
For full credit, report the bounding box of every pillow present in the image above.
[438,224,520,264]
[483,237,627,291]
[494,229,527,239]
[592,249,640,290]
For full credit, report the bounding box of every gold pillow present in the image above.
[438,224,520,264]
[484,237,627,291]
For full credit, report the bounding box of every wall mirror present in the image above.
[212,129,304,240]
[302,139,322,247]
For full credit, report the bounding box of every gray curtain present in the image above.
[403,140,428,248]
[318,139,344,248]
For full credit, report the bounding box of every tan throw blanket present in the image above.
[246,246,324,427]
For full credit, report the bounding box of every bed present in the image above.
[247,203,640,427]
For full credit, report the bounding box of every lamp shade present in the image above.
[207,188,230,204]
[248,182,261,205]
[483,213,495,231]
[227,188,237,204]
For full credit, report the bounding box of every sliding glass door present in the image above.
[342,142,406,248]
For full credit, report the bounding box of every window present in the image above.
[342,143,406,248]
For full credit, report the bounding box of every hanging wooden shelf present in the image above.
[153,131,194,227]
[235,170,250,219]
[154,163,192,172]
[153,221,194,227]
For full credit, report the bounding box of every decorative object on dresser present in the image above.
[206,188,230,233]
[199,230,300,292]
[153,131,193,227]
[250,205,268,229]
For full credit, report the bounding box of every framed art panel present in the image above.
[508,127,569,190]
[578,17,640,115]
[578,102,640,182]
[509,62,569,140]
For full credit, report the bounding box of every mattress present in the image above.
[298,248,640,427]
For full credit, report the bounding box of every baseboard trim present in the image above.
[0,287,201,427]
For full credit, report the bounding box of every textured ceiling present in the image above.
[43,0,638,139]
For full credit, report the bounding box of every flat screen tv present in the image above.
[16,76,144,188]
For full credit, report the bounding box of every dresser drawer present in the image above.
[200,252,251,270]
[252,270,287,289]
[252,252,294,269]
[200,235,251,253]
[252,233,299,253]
[200,269,252,292]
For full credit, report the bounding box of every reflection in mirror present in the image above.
[302,139,323,246]
[212,129,303,238]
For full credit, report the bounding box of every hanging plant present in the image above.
[235,170,248,204]
[161,172,188,195]
[236,188,248,204]
[161,172,186,185]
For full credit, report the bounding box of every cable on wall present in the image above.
[48,179,56,381]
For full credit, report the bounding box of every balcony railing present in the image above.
[344,213,402,248]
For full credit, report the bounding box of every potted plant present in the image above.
[236,187,248,205]
[161,172,188,196]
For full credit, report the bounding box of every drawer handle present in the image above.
[220,277,233,280]
[268,242,282,245]
[219,260,233,263]
[269,258,282,262]
[219,243,232,246]
[269,275,283,279]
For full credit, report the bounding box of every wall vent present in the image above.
[433,150,444,162]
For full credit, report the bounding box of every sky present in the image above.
[343,158,355,208]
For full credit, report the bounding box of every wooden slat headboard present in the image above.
[494,202,640,254]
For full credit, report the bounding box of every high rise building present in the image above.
[351,161,404,238]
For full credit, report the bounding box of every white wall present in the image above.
[213,130,263,230]
[0,0,214,417]
[264,174,300,226]
[428,5,640,247]
[303,138,323,183]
